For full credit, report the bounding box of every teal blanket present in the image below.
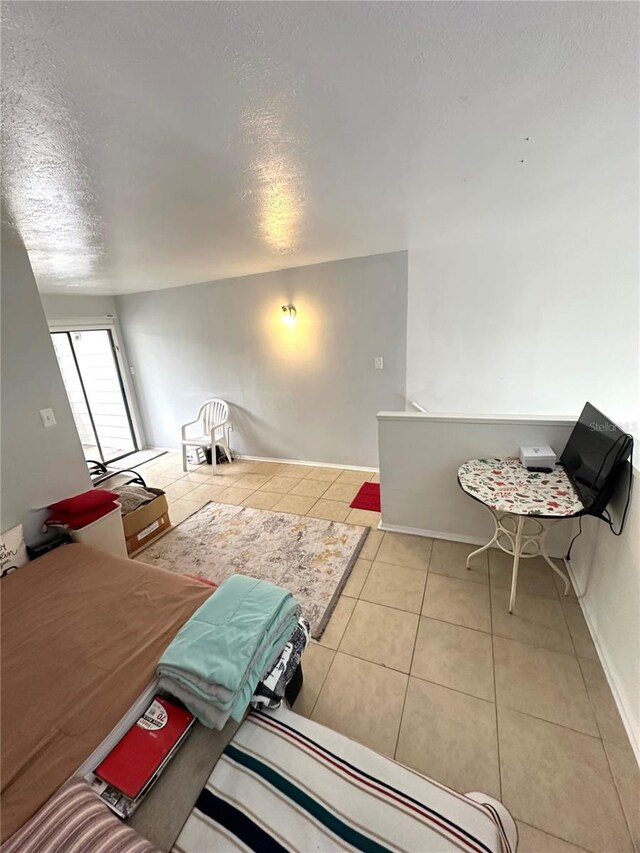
[158,575,300,727]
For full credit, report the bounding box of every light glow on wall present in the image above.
[263,299,319,366]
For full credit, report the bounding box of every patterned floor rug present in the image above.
[137,501,369,638]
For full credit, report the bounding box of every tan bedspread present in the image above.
[0,543,213,842]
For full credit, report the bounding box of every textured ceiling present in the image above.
[1,1,637,294]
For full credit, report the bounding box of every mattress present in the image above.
[0,543,213,843]
[174,706,517,852]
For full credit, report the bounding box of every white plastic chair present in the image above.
[180,399,232,473]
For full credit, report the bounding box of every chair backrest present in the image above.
[199,399,229,432]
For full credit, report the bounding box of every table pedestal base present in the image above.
[466,509,571,613]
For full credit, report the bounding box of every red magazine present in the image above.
[95,696,194,799]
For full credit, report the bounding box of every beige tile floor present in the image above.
[134,452,379,526]
[135,452,638,853]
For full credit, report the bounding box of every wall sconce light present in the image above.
[281,304,297,325]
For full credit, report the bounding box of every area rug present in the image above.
[350,482,381,512]
[138,501,369,638]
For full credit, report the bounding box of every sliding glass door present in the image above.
[51,328,138,464]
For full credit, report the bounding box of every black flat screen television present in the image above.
[560,402,633,518]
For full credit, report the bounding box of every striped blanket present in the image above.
[173,707,516,853]
[0,778,157,853]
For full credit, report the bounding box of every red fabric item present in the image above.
[350,482,381,512]
[46,502,119,530]
[49,489,119,516]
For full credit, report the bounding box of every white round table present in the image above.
[457,457,584,612]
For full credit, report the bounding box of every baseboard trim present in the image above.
[159,449,378,474]
[379,521,571,559]
[563,558,640,763]
[378,522,485,545]
[236,454,378,474]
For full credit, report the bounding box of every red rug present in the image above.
[350,482,381,512]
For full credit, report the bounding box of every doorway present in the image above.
[51,327,140,465]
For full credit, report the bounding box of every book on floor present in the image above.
[90,694,194,818]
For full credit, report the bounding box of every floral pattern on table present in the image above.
[457,457,584,517]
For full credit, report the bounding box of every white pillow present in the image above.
[0,524,28,578]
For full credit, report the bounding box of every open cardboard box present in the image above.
[123,493,171,556]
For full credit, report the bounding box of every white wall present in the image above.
[40,293,118,322]
[116,252,408,468]
[404,6,639,433]
[406,233,639,430]
[569,466,640,761]
[1,227,91,542]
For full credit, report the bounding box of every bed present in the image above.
[0,543,213,843]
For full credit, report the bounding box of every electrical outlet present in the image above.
[40,408,57,428]
[129,365,136,376]
[374,356,384,370]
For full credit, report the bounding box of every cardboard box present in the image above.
[122,494,171,555]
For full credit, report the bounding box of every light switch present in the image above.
[374,356,384,370]
[40,408,57,428]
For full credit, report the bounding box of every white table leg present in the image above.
[466,508,499,570]
[509,515,525,614]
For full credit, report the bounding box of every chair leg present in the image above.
[210,431,217,474]
[220,436,232,464]
[182,445,188,473]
